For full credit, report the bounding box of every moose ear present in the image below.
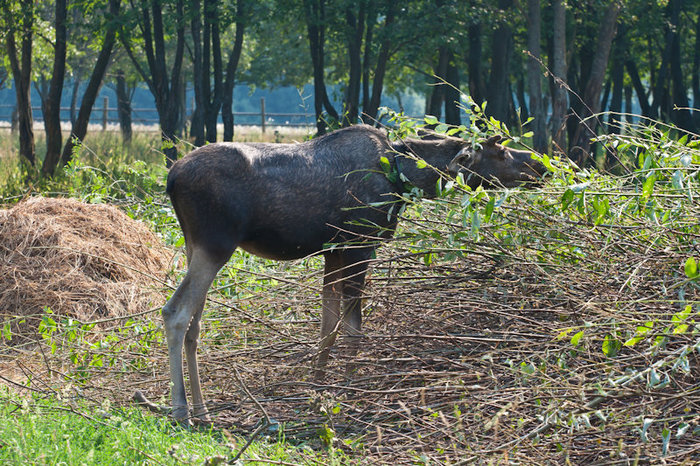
[447,147,474,174]
[485,135,502,145]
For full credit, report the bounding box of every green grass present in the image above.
[0,388,349,465]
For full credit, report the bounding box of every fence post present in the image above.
[102,96,108,131]
[261,97,266,134]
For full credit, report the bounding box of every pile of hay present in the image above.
[0,197,170,339]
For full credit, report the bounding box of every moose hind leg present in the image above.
[184,305,210,422]
[315,251,344,380]
[162,248,226,422]
[339,250,371,375]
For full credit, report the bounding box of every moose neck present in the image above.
[391,137,466,198]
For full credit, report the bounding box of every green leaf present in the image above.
[561,189,575,212]
[415,159,428,169]
[661,427,671,457]
[2,321,11,341]
[379,156,391,173]
[602,334,621,358]
[540,153,554,171]
[522,131,534,138]
[470,210,481,235]
[570,330,584,347]
[484,196,495,222]
[520,361,535,375]
[624,321,654,347]
[424,115,439,125]
[684,257,698,279]
[673,304,692,323]
[434,124,449,134]
[642,173,656,198]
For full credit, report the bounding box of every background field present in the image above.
[0,119,699,464]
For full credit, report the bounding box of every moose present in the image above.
[152,124,545,424]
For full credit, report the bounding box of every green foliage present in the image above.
[382,110,700,458]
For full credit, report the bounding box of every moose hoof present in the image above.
[193,416,213,427]
[192,412,212,427]
[169,406,192,426]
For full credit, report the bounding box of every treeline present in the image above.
[2,0,699,175]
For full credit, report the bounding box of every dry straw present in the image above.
[0,196,170,341]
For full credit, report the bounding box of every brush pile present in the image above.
[0,197,169,340]
[178,167,700,464]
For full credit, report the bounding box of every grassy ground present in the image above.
[0,387,349,465]
[0,119,699,464]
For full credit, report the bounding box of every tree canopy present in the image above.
[2,0,700,173]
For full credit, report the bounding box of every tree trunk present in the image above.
[527,0,546,152]
[177,73,187,137]
[668,0,696,132]
[70,78,80,124]
[203,0,223,142]
[222,0,246,142]
[121,0,185,166]
[189,0,224,144]
[161,0,186,165]
[4,2,35,168]
[361,3,375,115]
[343,2,365,127]
[304,0,338,135]
[61,0,121,166]
[115,69,133,144]
[444,52,461,126]
[486,0,514,124]
[41,0,68,177]
[626,60,652,117]
[549,0,567,153]
[624,84,633,126]
[190,0,205,146]
[650,19,673,120]
[516,74,529,121]
[467,22,486,107]
[570,1,620,166]
[363,2,397,123]
[607,24,626,135]
[428,46,450,119]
